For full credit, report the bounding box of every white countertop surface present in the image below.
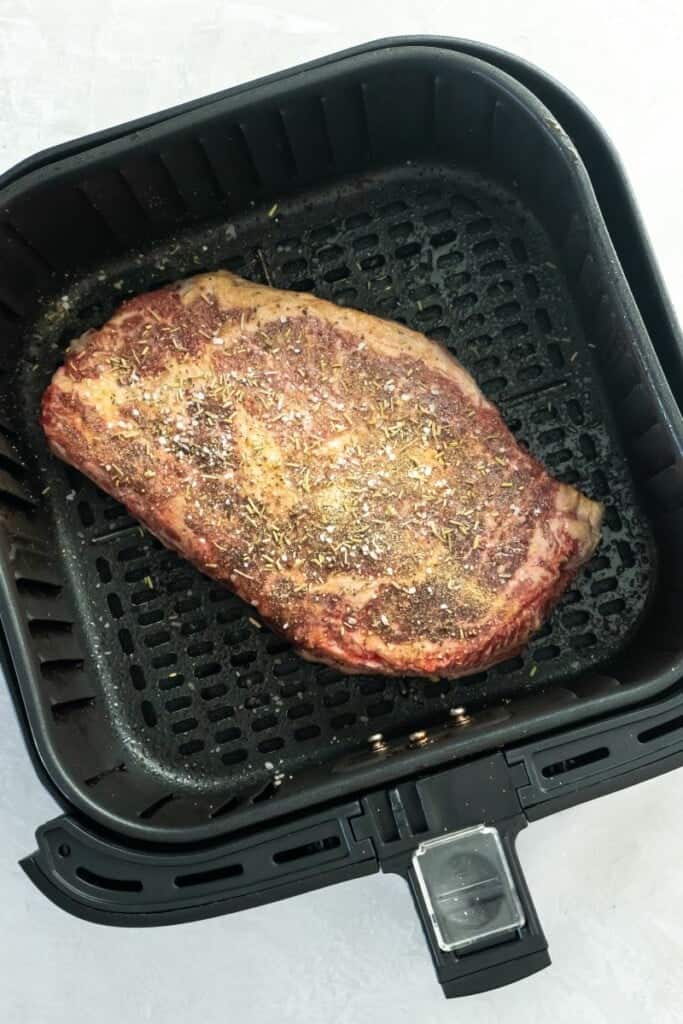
[2,2,682,1021]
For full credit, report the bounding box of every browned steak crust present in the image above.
[41,271,602,677]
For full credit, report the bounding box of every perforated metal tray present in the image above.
[1,44,682,843]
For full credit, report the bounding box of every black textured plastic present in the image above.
[1,45,682,842]
[17,167,653,800]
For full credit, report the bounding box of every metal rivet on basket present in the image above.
[368,732,388,752]
[409,729,429,747]
[449,706,472,727]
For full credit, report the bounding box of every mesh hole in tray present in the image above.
[31,169,654,803]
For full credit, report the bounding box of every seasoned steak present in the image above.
[41,271,602,677]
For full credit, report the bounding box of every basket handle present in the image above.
[395,819,549,997]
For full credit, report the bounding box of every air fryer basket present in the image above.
[1,46,682,848]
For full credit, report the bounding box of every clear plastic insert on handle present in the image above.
[412,824,525,952]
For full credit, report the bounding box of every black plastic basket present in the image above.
[2,38,683,998]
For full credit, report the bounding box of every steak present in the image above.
[41,271,602,678]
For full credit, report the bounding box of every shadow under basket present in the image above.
[1,44,683,845]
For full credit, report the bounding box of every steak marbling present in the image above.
[41,271,602,677]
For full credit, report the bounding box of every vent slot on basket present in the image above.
[541,746,609,778]
[174,862,244,888]
[75,866,143,893]
[273,835,341,864]
[638,715,683,744]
